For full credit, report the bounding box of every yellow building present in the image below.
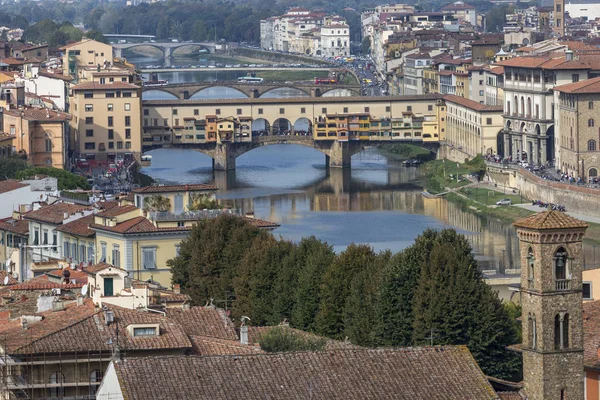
[4,107,69,168]
[444,94,503,159]
[55,214,96,265]
[70,81,142,161]
[61,38,114,81]
[0,132,15,157]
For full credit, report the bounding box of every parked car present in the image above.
[496,199,512,206]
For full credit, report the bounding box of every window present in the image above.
[194,109,199,116]
[486,118,492,125]
[407,106,412,112]
[125,129,131,139]
[106,92,115,98]
[79,244,86,263]
[87,243,94,263]
[364,107,370,112]
[133,327,157,336]
[172,109,178,115]
[343,107,348,113]
[554,313,569,350]
[144,109,149,116]
[124,103,131,111]
[117,142,123,149]
[322,107,327,113]
[301,107,306,114]
[589,140,596,151]
[85,117,93,124]
[126,141,131,149]
[84,92,93,99]
[572,74,580,83]
[49,371,65,398]
[108,129,114,140]
[427,105,433,111]
[479,90,484,96]
[42,229,48,245]
[556,3,561,11]
[112,245,120,267]
[280,108,285,114]
[590,101,594,110]
[125,116,131,126]
[590,168,598,178]
[122,92,132,98]
[258,108,263,115]
[85,104,93,112]
[86,129,94,137]
[64,241,70,259]
[100,242,107,262]
[589,119,595,127]
[527,248,534,287]
[583,282,593,300]
[216,109,221,115]
[107,103,113,111]
[528,314,537,349]
[554,248,568,289]
[90,370,103,397]
[85,142,95,149]
[108,116,113,127]
[142,247,157,269]
[45,139,52,152]
[163,119,168,127]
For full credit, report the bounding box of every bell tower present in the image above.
[514,211,587,400]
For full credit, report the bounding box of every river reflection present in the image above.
[142,146,524,298]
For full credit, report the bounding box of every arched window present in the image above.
[554,313,570,350]
[555,248,569,290]
[514,95,518,115]
[507,101,511,115]
[590,101,594,110]
[45,139,52,152]
[528,247,535,287]
[527,97,532,116]
[90,370,103,396]
[529,314,537,349]
[589,168,598,177]
[589,140,597,151]
[49,371,65,398]
[589,118,595,127]
[520,96,525,115]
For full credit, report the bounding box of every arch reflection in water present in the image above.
[190,87,248,100]
[142,90,178,101]
[321,89,354,97]
[260,87,309,98]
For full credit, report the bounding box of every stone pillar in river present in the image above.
[327,141,351,168]
[212,143,236,171]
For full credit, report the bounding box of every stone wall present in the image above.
[438,143,473,164]
[487,164,600,215]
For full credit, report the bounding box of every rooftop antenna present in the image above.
[81,284,88,297]
[3,276,8,285]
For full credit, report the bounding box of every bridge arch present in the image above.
[142,89,179,100]
[273,118,292,135]
[293,117,312,136]
[252,118,271,136]
[321,88,360,97]
[121,44,169,57]
[190,86,249,99]
[171,44,211,56]
[259,86,311,98]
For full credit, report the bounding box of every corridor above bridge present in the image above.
[142,81,362,100]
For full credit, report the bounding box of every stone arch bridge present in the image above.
[113,42,217,59]
[172,136,439,170]
[142,82,362,100]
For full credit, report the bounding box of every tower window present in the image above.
[554,248,569,290]
[554,313,569,350]
[527,248,535,288]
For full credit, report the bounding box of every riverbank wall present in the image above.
[437,142,474,164]
[486,163,600,215]
[230,48,333,66]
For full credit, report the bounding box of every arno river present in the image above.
[132,51,595,300]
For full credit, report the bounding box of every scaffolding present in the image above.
[1,333,115,400]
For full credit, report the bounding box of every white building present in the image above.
[17,67,71,111]
[260,8,350,57]
[0,179,58,219]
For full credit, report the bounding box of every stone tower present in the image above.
[514,211,588,400]
[553,0,565,36]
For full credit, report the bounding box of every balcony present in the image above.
[555,279,571,291]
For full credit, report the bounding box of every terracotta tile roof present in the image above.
[1,57,23,65]
[91,216,184,235]
[244,216,280,229]
[554,76,600,94]
[24,203,89,224]
[7,275,84,290]
[188,335,264,355]
[83,262,125,275]
[584,299,600,368]
[71,81,139,91]
[38,69,72,81]
[0,179,28,194]
[96,200,120,210]
[444,94,504,112]
[247,325,359,351]
[132,184,218,194]
[112,346,497,400]
[0,216,29,235]
[0,270,17,286]
[4,107,69,122]
[513,210,588,230]
[156,291,191,303]
[55,214,95,237]
[165,307,238,340]
[46,268,89,284]
[96,204,138,218]
[497,55,598,70]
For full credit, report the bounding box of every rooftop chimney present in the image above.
[566,49,574,61]
[240,325,248,345]
[52,300,64,312]
[173,284,181,294]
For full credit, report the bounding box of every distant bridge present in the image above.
[113,42,217,58]
[142,81,362,99]
[171,135,439,171]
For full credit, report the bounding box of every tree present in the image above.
[486,5,508,32]
[142,195,170,212]
[15,167,89,190]
[84,30,108,44]
[411,229,520,379]
[360,36,371,55]
[259,326,326,353]
[0,157,28,179]
[315,244,380,339]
